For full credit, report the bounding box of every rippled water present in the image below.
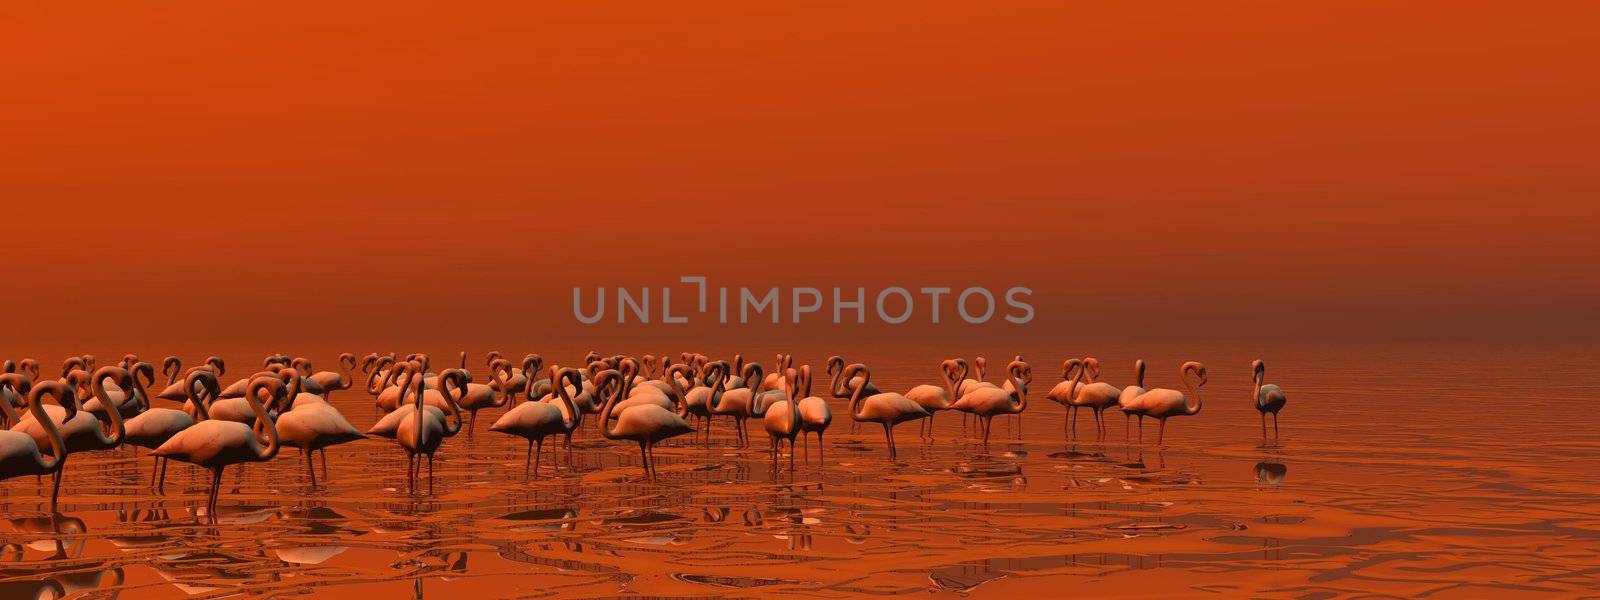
[2,342,1597,598]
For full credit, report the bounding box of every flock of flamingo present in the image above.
[0,351,1288,517]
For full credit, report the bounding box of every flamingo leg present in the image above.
[1273,413,1280,437]
[321,449,329,479]
[818,432,825,465]
[789,438,796,472]
[1261,412,1267,438]
[158,458,169,492]
[983,416,993,445]
[534,438,544,479]
[305,451,317,487]
[524,439,534,479]
[207,466,223,520]
[427,454,435,493]
[49,464,66,510]
[637,441,650,481]
[1157,419,1166,445]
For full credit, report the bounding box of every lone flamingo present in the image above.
[1252,360,1287,438]
[152,375,282,519]
[841,363,928,460]
[1121,361,1206,444]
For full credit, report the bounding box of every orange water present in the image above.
[2,341,1596,598]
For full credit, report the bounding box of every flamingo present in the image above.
[841,363,929,460]
[794,365,832,464]
[827,355,878,433]
[123,363,206,490]
[1118,359,1147,438]
[954,357,995,435]
[490,366,594,479]
[905,359,964,438]
[151,375,282,519]
[13,366,129,496]
[1076,358,1124,439]
[154,356,225,401]
[0,377,74,509]
[447,351,500,432]
[308,353,357,400]
[1046,358,1089,439]
[951,359,1036,444]
[275,376,365,486]
[597,360,694,481]
[757,353,792,393]
[754,366,801,472]
[1252,360,1287,438]
[712,363,783,447]
[1121,361,1206,444]
[679,361,729,445]
[395,364,466,493]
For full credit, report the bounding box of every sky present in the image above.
[3,1,1597,360]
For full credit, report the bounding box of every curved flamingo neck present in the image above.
[1182,367,1204,415]
[554,368,583,429]
[89,368,127,444]
[244,378,281,461]
[846,366,872,421]
[25,380,70,471]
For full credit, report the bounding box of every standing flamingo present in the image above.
[155,356,225,401]
[151,375,282,519]
[1121,361,1206,444]
[0,377,76,510]
[597,362,694,481]
[905,359,964,438]
[952,360,1035,444]
[709,362,766,447]
[1252,360,1287,438]
[1076,358,1124,439]
[794,365,831,464]
[13,366,129,497]
[753,366,802,472]
[680,361,729,445]
[1118,359,1147,439]
[841,364,929,460]
[395,364,466,493]
[123,363,206,490]
[275,377,365,486]
[827,356,877,433]
[491,367,597,479]
[308,353,357,400]
[1046,359,1089,439]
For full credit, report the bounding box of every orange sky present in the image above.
[3,1,1597,357]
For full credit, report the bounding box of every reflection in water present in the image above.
[0,345,1596,597]
[1254,462,1287,484]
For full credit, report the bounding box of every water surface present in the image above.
[2,342,1596,597]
